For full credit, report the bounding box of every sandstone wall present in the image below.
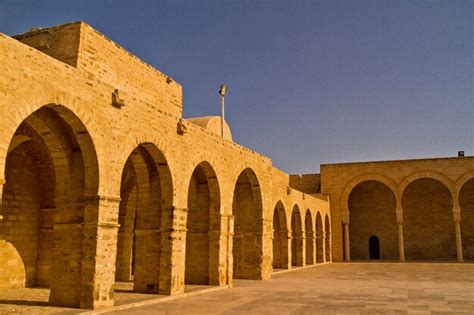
[0,22,330,309]
[321,158,474,262]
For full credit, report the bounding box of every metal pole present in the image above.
[221,94,225,137]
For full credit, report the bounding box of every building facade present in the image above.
[321,157,474,263]
[0,22,331,309]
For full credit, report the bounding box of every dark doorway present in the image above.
[369,236,380,259]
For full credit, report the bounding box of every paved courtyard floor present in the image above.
[107,263,474,314]
[0,263,473,314]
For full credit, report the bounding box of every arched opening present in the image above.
[305,210,315,265]
[0,104,98,307]
[114,143,172,293]
[291,206,303,266]
[185,162,220,285]
[232,168,263,279]
[272,201,289,269]
[460,178,474,261]
[324,215,331,262]
[348,180,397,260]
[402,178,455,261]
[368,236,380,259]
[315,212,324,263]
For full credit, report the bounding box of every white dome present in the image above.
[186,116,233,141]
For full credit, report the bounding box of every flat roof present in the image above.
[321,155,474,167]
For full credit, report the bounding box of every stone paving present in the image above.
[0,263,473,314]
[108,263,474,314]
[0,282,214,314]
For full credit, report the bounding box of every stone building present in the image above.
[320,157,474,263]
[0,22,331,309]
[0,21,472,310]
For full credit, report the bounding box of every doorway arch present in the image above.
[369,235,380,259]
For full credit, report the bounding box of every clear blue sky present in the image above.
[1,0,472,173]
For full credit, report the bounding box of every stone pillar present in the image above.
[115,229,134,281]
[226,215,234,288]
[295,230,305,267]
[396,208,405,262]
[208,212,225,286]
[281,230,292,269]
[325,231,332,262]
[343,222,350,262]
[308,231,317,264]
[321,231,327,263]
[79,195,120,309]
[115,192,136,282]
[134,228,161,293]
[159,206,187,295]
[0,178,4,222]
[453,207,463,263]
[261,218,274,280]
[49,196,120,309]
[341,211,349,262]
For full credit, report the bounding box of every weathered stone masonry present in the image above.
[2,20,470,311]
[0,21,330,309]
[321,158,474,263]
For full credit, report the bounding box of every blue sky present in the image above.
[1,0,472,173]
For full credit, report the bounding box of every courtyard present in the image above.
[105,263,474,314]
[0,262,473,314]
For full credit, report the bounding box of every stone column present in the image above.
[309,231,317,264]
[261,218,274,280]
[321,230,327,263]
[343,222,351,262]
[159,206,188,295]
[79,195,121,309]
[208,212,225,286]
[0,178,4,222]
[341,211,349,262]
[453,207,464,263]
[115,191,136,282]
[396,207,405,262]
[226,215,234,288]
[296,230,305,267]
[134,228,161,293]
[326,231,332,262]
[284,231,292,269]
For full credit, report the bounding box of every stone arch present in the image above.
[291,205,303,266]
[0,104,99,308]
[459,177,474,261]
[348,180,398,260]
[272,201,289,269]
[185,161,221,285]
[324,214,331,262]
[341,173,399,217]
[232,168,263,279]
[305,209,315,265]
[399,170,455,201]
[315,212,324,263]
[455,171,474,194]
[401,177,455,261]
[114,143,173,294]
[1,99,103,195]
[115,134,176,200]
